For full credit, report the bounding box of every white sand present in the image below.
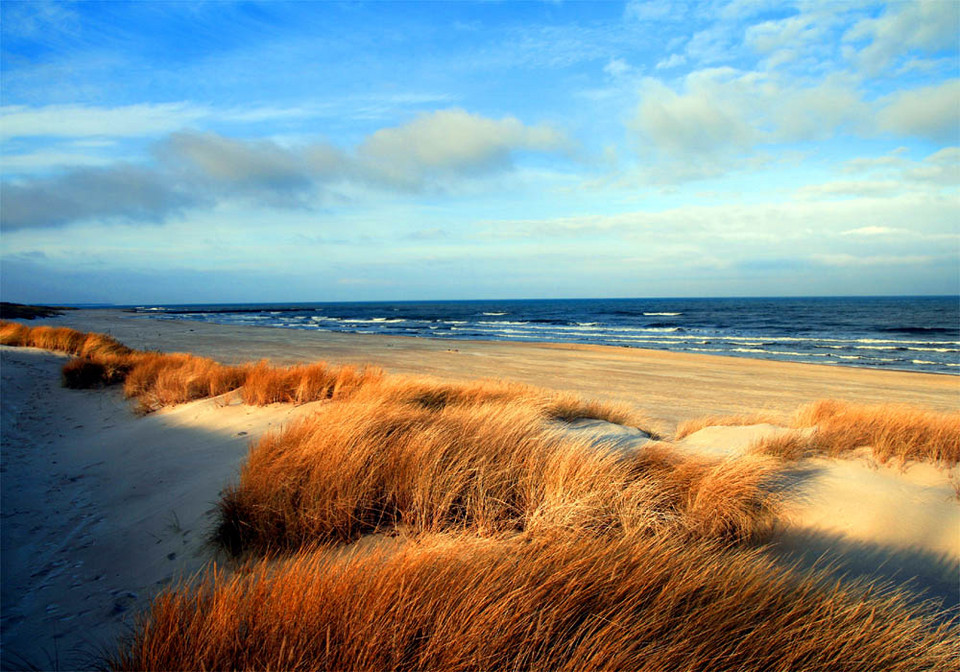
[677,424,959,610]
[1,347,322,669]
[2,310,958,666]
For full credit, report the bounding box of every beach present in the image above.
[1,309,958,669]
[21,309,960,428]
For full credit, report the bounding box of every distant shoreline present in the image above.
[17,308,958,427]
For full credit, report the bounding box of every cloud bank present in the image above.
[1,109,571,230]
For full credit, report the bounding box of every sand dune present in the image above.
[1,309,957,668]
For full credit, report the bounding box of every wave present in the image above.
[643,312,682,316]
[481,312,508,316]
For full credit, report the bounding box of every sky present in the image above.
[0,0,957,305]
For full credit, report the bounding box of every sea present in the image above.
[128,296,960,375]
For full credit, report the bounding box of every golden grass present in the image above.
[8,319,956,669]
[0,320,131,358]
[122,352,250,412]
[1,321,650,429]
[239,360,386,405]
[791,399,960,464]
[681,399,960,466]
[110,532,958,672]
[216,396,777,554]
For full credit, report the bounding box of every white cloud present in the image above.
[876,80,960,144]
[632,70,759,157]
[604,58,631,77]
[811,253,935,267]
[797,145,959,200]
[771,77,866,142]
[159,132,317,189]
[795,180,904,199]
[1,109,574,228]
[746,14,822,55]
[632,69,867,161]
[0,151,119,172]
[623,1,688,23]
[0,103,210,139]
[655,53,687,70]
[0,97,453,140]
[839,226,904,236]
[845,0,960,73]
[358,108,570,189]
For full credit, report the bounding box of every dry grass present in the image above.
[122,352,250,413]
[791,399,960,465]
[217,396,777,555]
[9,319,955,669]
[240,360,386,405]
[2,321,651,429]
[110,532,958,672]
[0,320,131,358]
[681,399,960,466]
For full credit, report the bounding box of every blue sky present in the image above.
[1,0,957,304]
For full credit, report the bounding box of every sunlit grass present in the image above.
[111,532,959,672]
[678,399,960,465]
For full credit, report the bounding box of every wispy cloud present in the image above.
[844,0,960,74]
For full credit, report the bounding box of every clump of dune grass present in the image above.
[682,399,960,466]
[123,352,250,413]
[62,355,133,389]
[110,532,958,672]
[0,320,131,358]
[355,374,650,427]
[240,360,386,405]
[217,396,777,555]
[0,320,31,346]
[3,322,649,428]
[790,399,960,465]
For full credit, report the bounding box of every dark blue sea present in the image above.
[129,297,960,375]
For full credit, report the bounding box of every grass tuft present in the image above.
[679,399,960,466]
[110,532,959,672]
[790,399,960,464]
[216,396,776,555]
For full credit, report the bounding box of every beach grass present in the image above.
[216,396,778,554]
[110,532,958,672]
[787,399,960,464]
[678,399,960,466]
[5,318,959,670]
[0,320,647,427]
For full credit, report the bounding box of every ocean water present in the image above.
[129,296,960,375]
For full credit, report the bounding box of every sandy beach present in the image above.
[1,309,958,669]
[22,309,960,428]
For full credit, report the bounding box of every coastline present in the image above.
[25,308,959,429]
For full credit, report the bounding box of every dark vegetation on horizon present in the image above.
[0,302,73,320]
[2,319,958,670]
